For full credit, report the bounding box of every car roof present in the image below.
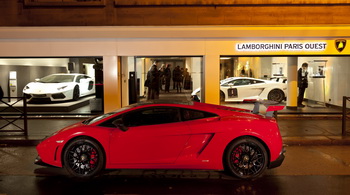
[221,77,266,84]
[130,100,194,107]
[51,73,85,76]
[126,101,252,115]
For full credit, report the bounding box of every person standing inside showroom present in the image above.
[298,62,309,108]
[164,64,171,93]
[146,63,160,100]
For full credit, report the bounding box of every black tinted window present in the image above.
[223,79,250,86]
[123,107,180,127]
[181,109,218,121]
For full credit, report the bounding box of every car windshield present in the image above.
[83,105,135,125]
[38,75,75,83]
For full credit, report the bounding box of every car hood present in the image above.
[24,82,74,93]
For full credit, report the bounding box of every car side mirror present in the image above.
[228,83,234,87]
[112,119,128,131]
[35,78,40,82]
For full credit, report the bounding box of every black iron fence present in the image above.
[0,96,28,135]
[342,96,350,136]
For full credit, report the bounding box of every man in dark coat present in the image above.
[297,62,308,107]
[146,64,160,100]
[163,64,171,92]
[173,66,182,93]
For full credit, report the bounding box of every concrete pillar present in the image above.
[204,54,220,105]
[287,57,298,109]
[190,57,202,92]
[103,55,121,113]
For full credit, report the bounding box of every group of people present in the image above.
[145,62,191,100]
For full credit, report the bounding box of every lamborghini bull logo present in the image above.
[335,39,346,52]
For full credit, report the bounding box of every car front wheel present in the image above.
[224,137,268,179]
[73,85,80,101]
[63,137,105,179]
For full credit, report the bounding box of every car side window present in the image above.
[123,107,181,127]
[181,108,218,121]
[250,79,265,84]
[222,79,239,87]
[76,75,84,83]
[229,79,250,86]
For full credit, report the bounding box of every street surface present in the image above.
[0,145,350,194]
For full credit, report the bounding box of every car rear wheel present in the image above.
[73,85,80,101]
[224,137,268,179]
[220,91,225,102]
[63,137,105,179]
[268,89,285,103]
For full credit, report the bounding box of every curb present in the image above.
[283,136,350,146]
[0,139,41,146]
[0,136,43,146]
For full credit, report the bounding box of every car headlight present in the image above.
[57,85,68,90]
[24,85,29,90]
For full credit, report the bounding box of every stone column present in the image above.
[103,55,121,113]
[204,54,220,105]
[287,57,298,109]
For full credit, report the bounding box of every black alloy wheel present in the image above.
[73,85,80,101]
[268,89,285,103]
[63,137,105,179]
[224,137,268,179]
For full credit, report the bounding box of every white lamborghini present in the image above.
[23,73,95,102]
[191,77,287,103]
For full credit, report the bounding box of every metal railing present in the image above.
[342,96,350,136]
[0,96,28,136]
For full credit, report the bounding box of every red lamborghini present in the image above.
[35,101,285,179]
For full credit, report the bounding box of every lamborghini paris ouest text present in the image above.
[35,101,285,180]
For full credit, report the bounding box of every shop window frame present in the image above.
[24,0,106,7]
[114,0,350,7]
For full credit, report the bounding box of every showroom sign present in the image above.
[236,42,327,51]
[234,40,348,55]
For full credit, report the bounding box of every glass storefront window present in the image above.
[0,57,104,115]
[120,56,203,106]
[219,56,348,113]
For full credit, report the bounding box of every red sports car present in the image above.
[35,101,285,179]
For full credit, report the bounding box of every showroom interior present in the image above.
[0,57,104,114]
[1,52,349,115]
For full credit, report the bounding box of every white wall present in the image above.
[0,58,69,67]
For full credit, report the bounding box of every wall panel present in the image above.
[0,0,347,26]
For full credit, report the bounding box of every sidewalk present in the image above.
[277,117,350,145]
[0,116,349,146]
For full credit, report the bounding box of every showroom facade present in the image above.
[0,26,350,113]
